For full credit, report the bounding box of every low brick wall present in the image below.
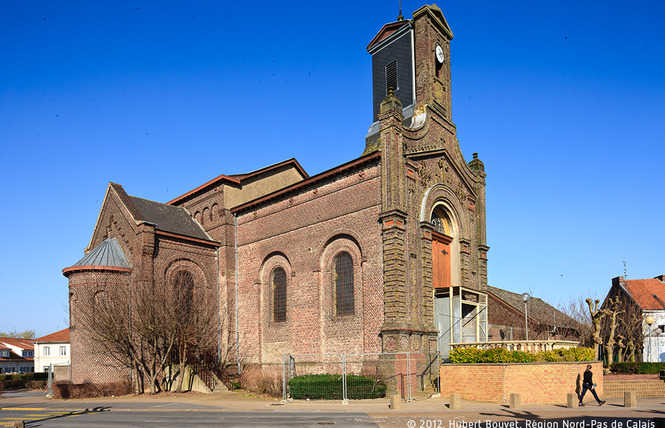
[440,361,603,404]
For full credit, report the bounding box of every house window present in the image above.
[43,346,50,356]
[334,252,354,316]
[0,350,9,358]
[272,267,287,323]
[23,350,33,358]
[59,346,67,356]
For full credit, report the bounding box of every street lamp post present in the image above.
[645,316,655,362]
[522,293,531,341]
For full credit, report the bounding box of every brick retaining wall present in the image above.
[440,361,603,404]
[604,375,665,398]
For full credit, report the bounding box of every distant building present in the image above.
[33,328,70,373]
[603,275,665,362]
[487,286,581,342]
[0,337,34,374]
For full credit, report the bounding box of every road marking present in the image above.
[0,407,44,411]
[0,409,103,423]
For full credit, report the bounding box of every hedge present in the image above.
[449,347,595,363]
[0,372,48,390]
[610,362,665,375]
[0,372,47,381]
[288,374,386,400]
[53,381,132,399]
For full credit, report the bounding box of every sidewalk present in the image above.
[2,389,664,421]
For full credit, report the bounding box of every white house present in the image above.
[33,328,70,373]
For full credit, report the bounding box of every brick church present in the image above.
[64,5,576,385]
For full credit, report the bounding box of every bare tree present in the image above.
[600,291,645,365]
[72,274,177,394]
[166,271,218,393]
[586,298,606,360]
[615,335,625,362]
[129,280,178,394]
[557,296,593,346]
[601,296,624,366]
[71,265,239,395]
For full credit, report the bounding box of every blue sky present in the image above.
[1,1,663,337]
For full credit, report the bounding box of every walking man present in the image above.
[579,364,606,406]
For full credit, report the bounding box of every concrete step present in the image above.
[603,378,665,398]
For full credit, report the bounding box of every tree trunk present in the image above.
[586,299,606,360]
[602,297,624,367]
[174,342,188,393]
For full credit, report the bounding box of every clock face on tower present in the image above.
[435,45,445,64]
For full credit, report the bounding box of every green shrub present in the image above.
[449,347,594,364]
[448,347,482,363]
[611,362,665,375]
[482,347,511,363]
[33,372,49,381]
[0,373,28,389]
[511,350,538,363]
[0,372,42,382]
[288,374,386,400]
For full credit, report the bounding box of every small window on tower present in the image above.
[386,60,398,94]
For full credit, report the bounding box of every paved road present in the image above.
[1,408,379,427]
[2,408,664,428]
[2,390,664,428]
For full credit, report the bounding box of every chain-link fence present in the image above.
[281,352,439,403]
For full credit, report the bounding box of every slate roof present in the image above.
[487,286,577,327]
[619,277,665,310]
[127,195,211,241]
[34,328,70,343]
[366,20,411,52]
[72,238,130,269]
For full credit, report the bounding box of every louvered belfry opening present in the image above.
[385,60,398,94]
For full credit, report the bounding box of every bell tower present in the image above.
[367,18,415,123]
[411,5,454,122]
[366,5,489,357]
[365,4,455,152]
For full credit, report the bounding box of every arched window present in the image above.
[431,208,451,235]
[334,252,354,316]
[173,270,195,312]
[272,267,287,323]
